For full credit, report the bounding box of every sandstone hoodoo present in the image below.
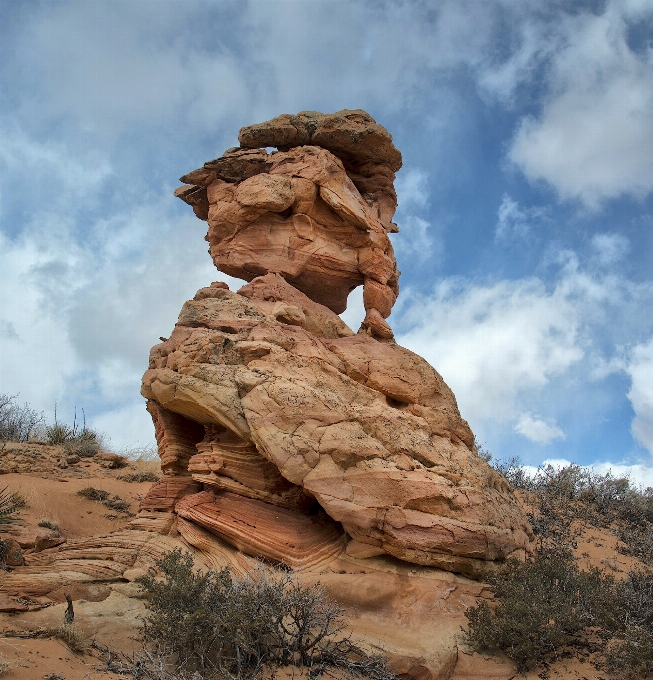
[143,109,534,577]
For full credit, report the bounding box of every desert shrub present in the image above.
[132,549,394,680]
[117,471,159,483]
[77,487,109,501]
[120,443,159,461]
[45,422,74,445]
[45,405,101,449]
[0,394,44,442]
[103,495,130,512]
[76,487,130,513]
[465,551,614,671]
[619,522,653,565]
[491,458,653,561]
[603,569,653,678]
[63,437,100,457]
[50,624,86,653]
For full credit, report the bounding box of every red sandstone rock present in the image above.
[147,400,205,474]
[177,112,401,335]
[139,110,537,580]
[238,109,402,172]
[176,490,345,570]
[142,277,534,577]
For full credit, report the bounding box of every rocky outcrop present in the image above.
[176,110,401,338]
[141,274,533,576]
[143,109,535,579]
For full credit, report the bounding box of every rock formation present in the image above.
[175,109,400,339]
[141,109,534,578]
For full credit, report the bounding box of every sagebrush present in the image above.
[0,394,43,442]
[466,458,653,676]
[107,549,395,680]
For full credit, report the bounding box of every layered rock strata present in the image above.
[141,281,533,575]
[175,109,401,339]
[139,109,534,577]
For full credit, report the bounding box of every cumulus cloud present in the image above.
[0,205,238,449]
[514,413,566,443]
[508,2,653,208]
[392,169,441,265]
[8,2,250,136]
[396,251,653,435]
[625,337,653,454]
[396,273,586,422]
[591,232,630,265]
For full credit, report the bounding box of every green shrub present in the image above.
[604,570,653,678]
[76,487,130,513]
[465,551,614,671]
[132,549,394,680]
[77,487,109,501]
[38,518,60,531]
[465,547,653,676]
[491,458,653,563]
[45,422,74,445]
[103,495,130,513]
[45,405,101,449]
[63,437,100,458]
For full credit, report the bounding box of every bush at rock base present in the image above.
[466,458,653,677]
[125,549,395,680]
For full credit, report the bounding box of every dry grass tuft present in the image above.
[37,517,60,531]
[50,624,86,654]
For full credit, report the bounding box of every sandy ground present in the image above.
[0,443,651,679]
[0,443,158,678]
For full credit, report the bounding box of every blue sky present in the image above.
[1,0,653,485]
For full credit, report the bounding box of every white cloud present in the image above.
[495,193,547,241]
[625,337,653,454]
[508,2,653,208]
[392,169,440,265]
[515,413,566,443]
[397,273,586,422]
[591,232,630,265]
[395,250,653,431]
[0,231,79,416]
[395,169,429,211]
[340,287,366,333]
[10,2,249,137]
[0,205,239,448]
[393,215,437,265]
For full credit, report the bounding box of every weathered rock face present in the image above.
[142,110,534,578]
[176,109,401,338]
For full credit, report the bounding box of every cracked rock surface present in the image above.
[142,273,534,577]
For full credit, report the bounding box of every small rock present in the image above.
[0,537,25,566]
[57,459,68,469]
[95,452,129,469]
[7,526,65,552]
[66,455,80,464]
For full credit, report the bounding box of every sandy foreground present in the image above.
[0,443,651,680]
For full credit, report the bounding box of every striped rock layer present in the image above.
[140,273,534,577]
